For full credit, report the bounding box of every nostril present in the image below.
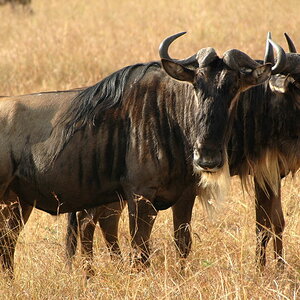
[198,159,219,170]
[193,147,224,171]
[193,146,224,172]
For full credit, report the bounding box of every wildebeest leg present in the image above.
[126,191,157,267]
[65,212,78,269]
[66,202,124,278]
[255,179,284,271]
[77,209,99,278]
[0,192,32,278]
[98,201,124,259]
[271,185,285,270]
[79,202,125,278]
[172,186,195,260]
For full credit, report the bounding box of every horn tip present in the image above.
[284,32,289,40]
[177,31,187,36]
[267,38,275,45]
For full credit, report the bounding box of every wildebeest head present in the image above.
[159,32,283,173]
[268,33,300,100]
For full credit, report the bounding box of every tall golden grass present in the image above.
[0,0,299,298]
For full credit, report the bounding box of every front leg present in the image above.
[172,186,195,259]
[126,191,157,267]
[0,192,32,278]
[77,209,98,278]
[98,201,125,259]
[255,179,285,271]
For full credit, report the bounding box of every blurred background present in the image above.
[1,0,300,94]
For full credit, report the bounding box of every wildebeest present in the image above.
[0,0,31,6]
[0,32,273,277]
[229,33,300,270]
[66,34,299,274]
[0,0,32,12]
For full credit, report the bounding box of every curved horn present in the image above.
[284,33,297,53]
[223,49,260,71]
[264,32,274,64]
[159,32,186,60]
[159,32,197,65]
[268,38,286,74]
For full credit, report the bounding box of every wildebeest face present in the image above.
[159,32,287,173]
[162,56,271,172]
[268,48,300,109]
[269,74,296,94]
[192,63,240,171]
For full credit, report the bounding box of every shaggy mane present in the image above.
[41,62,161,168]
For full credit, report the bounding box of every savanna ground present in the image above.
[0,0,299,299]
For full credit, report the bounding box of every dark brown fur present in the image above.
[66,66,300,274]
[228,72,300,270]
[0,46,270,276]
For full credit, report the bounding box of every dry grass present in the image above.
[0,0,300,299]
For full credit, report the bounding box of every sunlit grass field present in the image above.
[0,0,299,298]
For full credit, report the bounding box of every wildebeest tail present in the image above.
[65,212,78,261]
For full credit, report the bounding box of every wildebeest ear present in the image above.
[240,63,272,89]
[269,74,296,93]
[161,59,195,83]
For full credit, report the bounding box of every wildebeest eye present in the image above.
[240,67,253,75]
